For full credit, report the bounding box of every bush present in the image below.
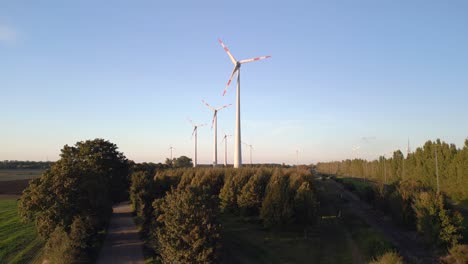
[369,251,404,264]
[154,186,221,263]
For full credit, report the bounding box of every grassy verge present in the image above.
[0,198,44,263]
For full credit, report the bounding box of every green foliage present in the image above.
[218,169,251,214]
[369,251,404,264]
[441,244,468,264]
[316,139,468,203]
[260,170,294,228]
[238,169,272,216]
[412,192,463,247]
[165,156,193,168]
[153,186,221,264]
[18,139,128,261]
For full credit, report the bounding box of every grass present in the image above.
[0,198,44,264]
[0,169,44,181]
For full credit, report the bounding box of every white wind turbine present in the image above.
[219,39,271,168]
[188,119,207,168]
[202,100,232,167]
[242,141,254,166]
[221,133,232,167]
[169,145,175,161]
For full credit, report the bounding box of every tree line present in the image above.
[129,166,317,263]
[316,139,468,203]
[0,160,53,170]
[316,139,468,260]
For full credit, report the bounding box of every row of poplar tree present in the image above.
[130,166,317,263]
[316,139,468,202]
[316,139,468,256]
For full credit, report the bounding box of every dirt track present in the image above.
[96,202,144,264]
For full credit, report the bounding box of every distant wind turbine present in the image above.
[242,141,254,166]
[169,145,175,161]
[188,119,207,168]
[221,133,232,167]
[202,100,231,167]
[219,39,271,168]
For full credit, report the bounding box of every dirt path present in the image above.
[96,201,144,264]
[325,178,438,263]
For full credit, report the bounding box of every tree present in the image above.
[260,170,293,228]
[238,170,271,216]
[412,192,463,247]
[154,186,221,263]
[18,139,128,259]
[173,156,193,168]
[294,181,317,238]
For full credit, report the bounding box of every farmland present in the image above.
[0,198,43,264]
[0,169,44,182]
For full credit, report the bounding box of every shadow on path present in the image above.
[97,201,144,264]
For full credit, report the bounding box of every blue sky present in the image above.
[1,1,467,164]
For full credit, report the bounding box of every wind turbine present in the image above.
[221,133,232,167]
[242,141,254,166]
[202,100,232,167]
[168,145,175,166]
[219,39,271,168]
[188,119,207,168]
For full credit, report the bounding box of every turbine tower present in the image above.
[242,141,254,166]
[221,133,232,167]
[202,100,231,167]
[188,119,206,168]
[219,39,271,168]
[169,145,175,165]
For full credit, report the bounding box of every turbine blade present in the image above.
[197,123,208,127]
[239,55,271,64]
[202,99,215,111]
[218,39,237,65]
[223,66,239,96]
[192,127,197,137]
[217,103,232,111]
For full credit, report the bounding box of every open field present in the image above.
[0,169,44,181]
[0,180,30,196]
[0,198,43,264]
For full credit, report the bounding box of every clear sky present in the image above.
[1,1,467,164]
